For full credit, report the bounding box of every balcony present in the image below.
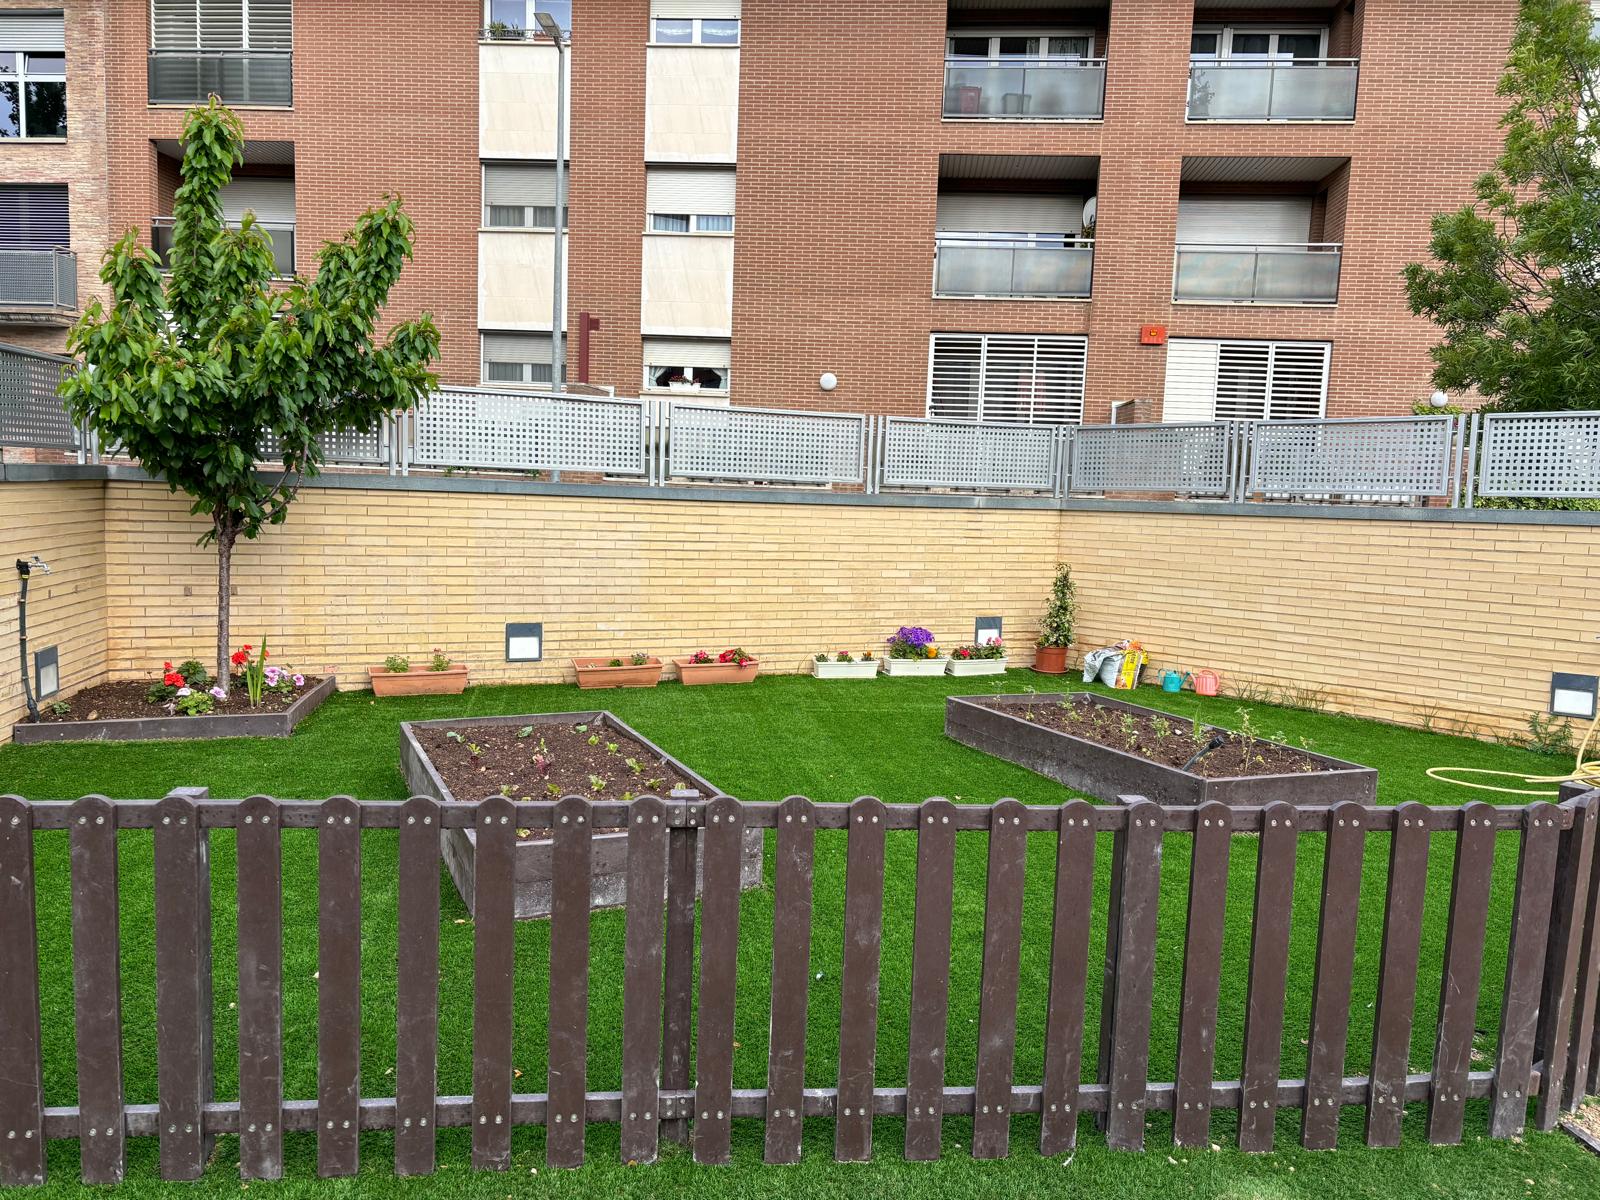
[0,250,77,322]
[943,58,1106,120]
[1187,59,1358,121]
[148,50,293,107]
[1173,242,1342,305]
[934,233,1094,299]
[152,218,296,279]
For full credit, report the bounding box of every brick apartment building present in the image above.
[0,0,1531,425]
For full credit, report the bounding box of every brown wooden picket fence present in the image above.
[1,784,1599,1186]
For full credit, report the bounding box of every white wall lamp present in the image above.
[1429,390,1451,408]
[818,372,838,392]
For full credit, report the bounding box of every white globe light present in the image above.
[819,372,838,392]
[1430,390,1450,408]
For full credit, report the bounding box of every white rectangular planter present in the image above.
[881,657,950,677]
[813,659,880,680]
[947,657,1009,677]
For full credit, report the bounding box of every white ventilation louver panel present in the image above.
[1166,338,1329,422]
[928,333,1086,425]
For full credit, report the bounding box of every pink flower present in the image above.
[292,673,305,687]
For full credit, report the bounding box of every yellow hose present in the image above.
[1426,709,1600,797]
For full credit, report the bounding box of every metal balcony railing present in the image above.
[1173,243,1342,305]
[147,50,293,107]
[1187,58,1359,121]
[934,234,1094,299]
[152,218,297,279]
[0,250,77,315]
[943,58,1106,119]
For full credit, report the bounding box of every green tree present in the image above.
[1404,0,1600,411]
[65,99,439,692]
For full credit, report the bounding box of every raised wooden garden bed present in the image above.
[399,710,762,918]
[945,692,1376,806]
[11,675,336,744]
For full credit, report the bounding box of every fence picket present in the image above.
[236,796,283,1180]
[1104,799,1163,1151]
[1428,802,1497,1145]
[1301,799,1368,1151]
[153,792,213,1181]
[1039,799,1096,1156]
[1174,801,1231,1148]
[693,796,745,1165]
[69,796,125,1184]
[470,797,516,1170]
[1489,806,1563,1136]
[1239,801,1298,1152]
[905,798,957,1161]
[1572,793,1600,1100]
[835,796,888,1162]
[660,820,697,1146]
[766,796,817,1165]
[0,796,44,1188]
[1365,802,1432,1147]
[549,797,594,1168]
[316,796,363,1176]
[621,796,669,1166]
[973,800,1029,1159]
[395,796,442,1176]
[1535,792,1597,1128]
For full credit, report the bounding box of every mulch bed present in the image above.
[414,719,693,815]
[977,694,1328,779]
[28,678,323,723]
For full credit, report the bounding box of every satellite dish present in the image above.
[1081,196,1097,229]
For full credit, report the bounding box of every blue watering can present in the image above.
[1162,670,1191,693]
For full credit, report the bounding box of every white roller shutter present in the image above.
[651,0,741,17]
[484,163,556,207]
[1161,338,1329,421]
[0,12,65,50]
[927,333,1086,425]
[645,168,736,215]
[1176,197,1312,245]
[483,332,553,365]
[935,193,1084,234]
[219,177,295,224]
[643,337,731,369]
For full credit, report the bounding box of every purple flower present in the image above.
[292,673,305,687]
[889,626,935,648]
[209,686,226,700]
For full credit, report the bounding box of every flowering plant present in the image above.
[717,648,755,666]
[231,642,271,706]
[887,626,939,660]
[951,639,1004,661]
[834,651,855,663]
[688,650,714,664]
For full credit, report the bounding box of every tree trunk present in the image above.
[214,514,240,697]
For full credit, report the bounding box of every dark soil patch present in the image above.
[414,719,692,818]
[30,678,322,723]
[978,694,1329,778]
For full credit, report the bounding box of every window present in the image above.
[1190,27,1328,60]
[651,17,740,45]
[645,167,735,234]
[151,0,293,51]
[481,332,565,387]
[485,1,570,37]
[483,163,566,229]
[0,184,70,250]
[649,212,732,233]
[643,338,730,392]
[1162,338,1329,422]
[927,333,1086,424]
[0,13,66,138]
[946,31,1094,59]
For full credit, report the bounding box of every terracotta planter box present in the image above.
[945,692,1377,807]
[399,710,762,918]
[812,658,880,680]
[881,656,950,677]
[674,657,760,685]
[947,657,1008,677]
[573,657,665,689]
[369,664,469,696]
[11,675,337,745]
[1033,645,1071,675]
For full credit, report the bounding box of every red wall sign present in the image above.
[1139,324,1167,346]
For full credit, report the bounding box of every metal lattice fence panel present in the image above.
[1249,416,1456,497]
[1068,423,1232,495]
[258,421,388,467]
[666,403,865,485]
[0,343,78,451]
[881,417,1061,491]
[1478,411,1600,498]
[410,388,647,475]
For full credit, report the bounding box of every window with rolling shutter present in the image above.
[927,333,1086,425]
[1163,337,1329,421]
[150,1,293,51]
[481,331,566,387]
[0,185,70,249]
[642,337,730,392]
[482,163,565,229]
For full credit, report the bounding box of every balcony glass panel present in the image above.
[943,59,1105,119]
[152,220,296,278]
[147,51,293,107]
[1173,244,1342,304]
[1187,60,1358,121]
[935,235,1093,298]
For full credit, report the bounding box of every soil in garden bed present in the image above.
[977,694,1328,779]
[28,677,323,723]
[414,719,694,808]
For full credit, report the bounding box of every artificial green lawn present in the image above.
[2,672,1598,1199]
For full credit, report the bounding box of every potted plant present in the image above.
[1034,563,1076,675]
[674,647,759,685]
[881,626,948,676]
[947,639,1008,677]
[573,652,665,689]
[370,648,470,697]
[812,650,878,680]
[666,374,702,393]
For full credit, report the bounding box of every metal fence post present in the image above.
[1464,413,1480,508]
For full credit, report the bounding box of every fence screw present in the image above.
[161,816,170,826]
[494,1116,502,1125]
[265,1124,272,1132]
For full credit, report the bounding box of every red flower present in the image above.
[242,645,253,652]
[164,662,173,671]
[230,651,249,666]
[163,672,185,687]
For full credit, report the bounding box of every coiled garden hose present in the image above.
[1425,709,1600,798]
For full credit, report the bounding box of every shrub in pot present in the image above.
[881,626,948,676]
[573,652,664,689]
[1034,563,1076,674]
[675,647,760,685]
[370,648,470,696]
[947,639,1008,677]
[812,650,878,680]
